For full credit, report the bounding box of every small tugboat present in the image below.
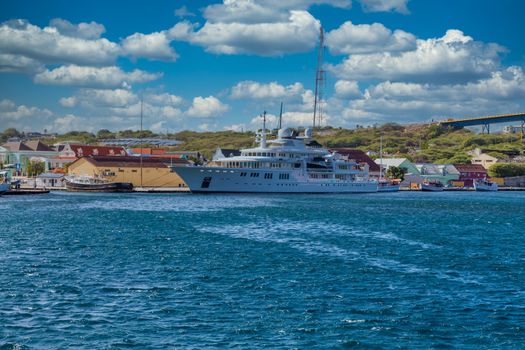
[377,179,401,192]
[65,175,133,192]
[420,180,444,192]
[474,179,498,191]
[0,170,10,195]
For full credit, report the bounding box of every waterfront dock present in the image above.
[3,189,50,195]
[133,187,190,193]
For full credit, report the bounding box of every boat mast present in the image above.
[379,135,383,181]
[313,27,325,131]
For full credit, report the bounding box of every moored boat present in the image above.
[474,179,498,191]
[0,171,10,195]
[65,175,133,192]
[420,180,444,192]
[377,180,400,192]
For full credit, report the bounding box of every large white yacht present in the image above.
[171,122,378,194]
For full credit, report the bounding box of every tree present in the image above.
[3,128,21,138]
[386,166,407,181]
[97,129,115,139]
[26,161,45,177]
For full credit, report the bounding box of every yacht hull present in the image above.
[172,166,378,193]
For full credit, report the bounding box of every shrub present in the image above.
[488,163,525,177]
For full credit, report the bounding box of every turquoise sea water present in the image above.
[1,191,524,349]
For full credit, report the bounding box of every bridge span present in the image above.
[439,112,525,135]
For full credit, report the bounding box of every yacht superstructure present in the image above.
[172,124,378,193]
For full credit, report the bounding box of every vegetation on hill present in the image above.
[2,123,523,163]
[488,163,525,177]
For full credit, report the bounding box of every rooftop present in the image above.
[100,138,183,146]
[80,155,190,168]
[453,163,487,172]
[330,148,380,172]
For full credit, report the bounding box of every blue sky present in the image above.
[1,0,524,134]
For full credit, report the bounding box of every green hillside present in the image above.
[172,124,524,163]
[2,124,524,163]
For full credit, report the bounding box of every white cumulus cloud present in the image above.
[34,65,162,88]
[231,81,305,100]
[331,66,525,125]
[326,21,416,55]
[186,96,229,118]
[334,80,362,98]
[329,29,505,84]
[122,30,179,61]
[146,93,184,106]
[0,53,44,73]
[174,10,320,56]
[0,100,52,124]
[0,19,120,66]
[49,18,106,39]
[60,88,138,108]
[359,0,410,14]
[51,114,84,133]
[203,0,351,24]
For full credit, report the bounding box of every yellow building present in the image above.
[471,153,499,170]
[68,156,189,188]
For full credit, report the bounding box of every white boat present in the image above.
[474,179,498,191]
[172,118,378,194]
[420,181,444,192]
[377,180,401,192]
[0,171,10,195]
[377,135,400,193]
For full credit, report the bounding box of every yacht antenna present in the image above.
[278,102,283,129]
[313,27,326,130]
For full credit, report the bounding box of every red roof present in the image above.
[70,144,127,157]
[2,141,32,151]
[131,148,167,155]
[453,164,487,173]
[330,148,380,172]
[24,140,54,152]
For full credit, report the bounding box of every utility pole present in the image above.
[313,27,326,130]
[278,102,283,130]
[140,97,143,189]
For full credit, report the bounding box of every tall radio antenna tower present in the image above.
[313,27,326,130]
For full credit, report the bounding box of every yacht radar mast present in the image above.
[260,111,267,148]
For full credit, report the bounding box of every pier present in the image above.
[3,189,50,195]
